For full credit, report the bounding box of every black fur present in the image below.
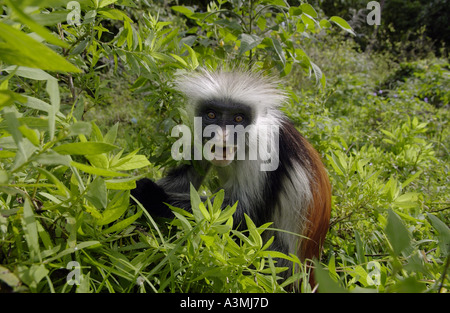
[131,118,311,232]
[131,178,173,218]
[129,70,328,284]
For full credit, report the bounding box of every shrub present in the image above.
[0,0,448,293]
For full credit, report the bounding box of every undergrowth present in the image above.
[0,0,448,293]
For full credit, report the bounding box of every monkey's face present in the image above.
[196,99,254,167]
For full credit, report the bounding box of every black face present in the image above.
[195,98,254,166]
[196,98,254,129]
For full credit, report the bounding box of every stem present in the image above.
[248,0,254,65]
[31,172,41,200]
[11,136,61,174]
[438,256,449,293]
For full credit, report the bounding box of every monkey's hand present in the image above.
[131,178,174,218]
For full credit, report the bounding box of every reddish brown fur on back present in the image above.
[298,138,332,263]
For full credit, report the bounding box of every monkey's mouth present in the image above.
[210,144,236,167]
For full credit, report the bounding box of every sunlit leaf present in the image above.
[385,210,412,256]
[0,23,80,72]
[330,16,355,35]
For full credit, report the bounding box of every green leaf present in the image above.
[86,177,107,210]
[0,150,15,159]
[68,122,92,136]
[300,3,318,18]
[5,0,69,48]
[330,16,355,35]
[289,6,302,16]
[104,122,119,145]
[239,34,263,56]
[315,260,348,293]
[171,6,195,17]
[83,204,103,220]
[110,154,150,171]
[300,13,316,31]
[391,276,426,293]
[212,189,225,213]
[380,129,396,140]
[215,202,237,224]
[327,152,346,176]
[102,210,142,234]
[426,213,450,256]
[355,230,366,264]
[34,150,71,166]
[70,161,128,177]
[200,234,215,248]
[270,37,285,66]
[0,90,27,109]
[4,66,56,81]
[22,96,51,112]
[393,192,420,209]
[98,8,133,23]
[382,176,400,201]
[36,167,70,196]
[3,108,26,159]
[244,214,262,247]
[54,142,119,155]
[0,170,8,184]
[310,61,326,88]
[86,154,109,169]
[46,78,60,112]
[0,265,21,289]
[18,125,39,146]
[183,43,199,70]
[170,53,188,67]
[18,264,49,289]
[171,207,193,232]
[198,202,210,221]
[385,210,412,256]
[22,199,41,262]
[99,191,130,225]
[30,11,69,26]
[327,254,340,282]
[401,171,423,188]
[349,265,371,287]
[44,241,101,263]
[0,23,81,72]
[99,0,120,8]
[214,19,242,32]
[319,19,332,28]
[160,27,180,48]
[105,177,137,190]
[190,184,203,223]
[90,122,104,142]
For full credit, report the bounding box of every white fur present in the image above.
[176,69,287,118]
[273,163,312,254]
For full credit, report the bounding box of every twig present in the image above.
[329,211,354,227]
[430,206,450,213]
[438,256,449,293]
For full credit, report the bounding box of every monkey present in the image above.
[131,69,331,285]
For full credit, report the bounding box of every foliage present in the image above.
[170,0,353,81]
[316,0,450,58]
[0,0,449,293]
[283,44,449,292]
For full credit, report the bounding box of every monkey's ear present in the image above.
[131,178,173,218]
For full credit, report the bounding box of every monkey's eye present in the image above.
[234,115,244,123]
[206,111,216,119]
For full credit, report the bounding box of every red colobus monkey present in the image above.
[132,69,331,282]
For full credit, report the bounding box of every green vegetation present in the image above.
[0,0,448,293]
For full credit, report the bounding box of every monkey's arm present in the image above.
[131,161,210,218]
[131,178,173,218]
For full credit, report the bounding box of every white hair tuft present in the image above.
[175,69,287,116]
